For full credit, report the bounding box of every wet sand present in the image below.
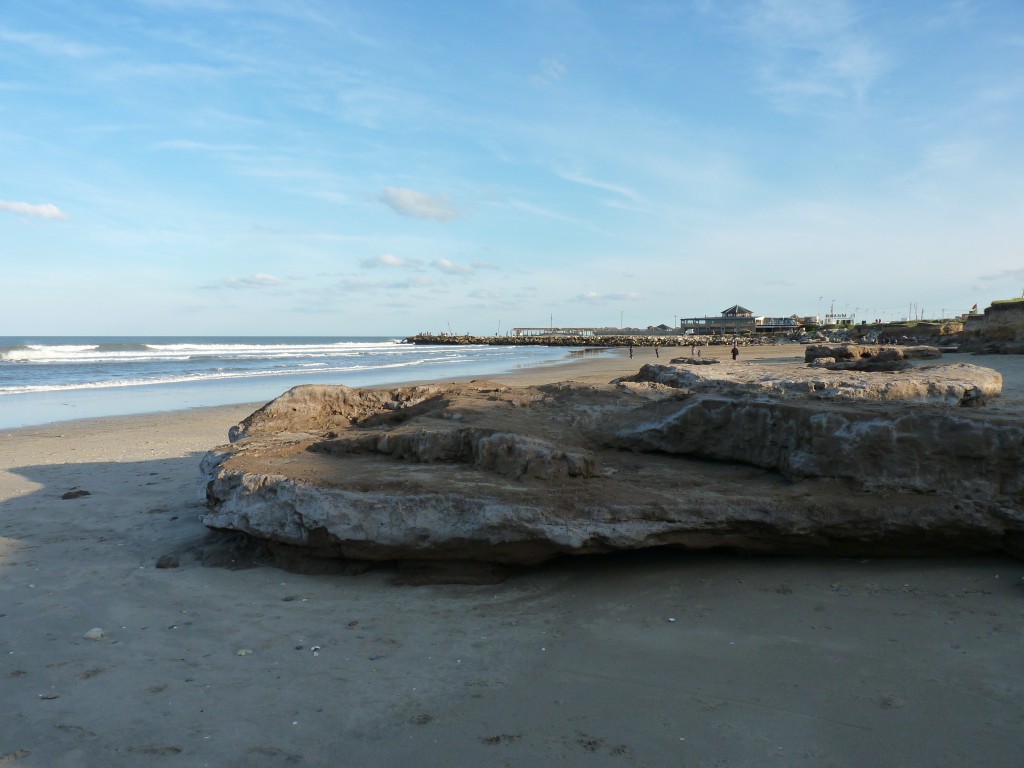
[2,345,1022,767]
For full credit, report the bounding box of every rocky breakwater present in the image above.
[405,332,693,347]
[201,362,1024,569]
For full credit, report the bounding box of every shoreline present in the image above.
[8,339,1022,440]
[2,344,1023,767]
[0,343,614,433]
[0,346,634,439]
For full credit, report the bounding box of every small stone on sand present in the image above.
[155,554,180,569]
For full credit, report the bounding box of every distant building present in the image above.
[679,305,798,335]
[824,313,854,326]
[721,304,753,318]
[754,316,799,330]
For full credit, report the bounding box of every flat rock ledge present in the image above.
[201,366,1024,567]
[622,360,1002,406]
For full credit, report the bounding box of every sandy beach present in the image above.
[2,345,1022,767]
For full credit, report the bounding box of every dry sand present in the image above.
[2,345,1023,767]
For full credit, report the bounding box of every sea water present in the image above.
[0,336,587,429]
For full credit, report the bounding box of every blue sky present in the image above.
[2,0,1022,335]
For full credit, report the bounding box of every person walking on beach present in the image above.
[731,345,739,361]
[654,344,660,358]
[629,341,633,359]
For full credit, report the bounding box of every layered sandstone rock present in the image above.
[622,361,1002,405]
[962,299,1024,354]
[201,362,1023,566]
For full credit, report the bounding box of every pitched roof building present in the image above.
[721,305,753,317]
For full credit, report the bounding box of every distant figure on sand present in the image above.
[629,342,633,359]
[731,345,739,361]
[654,344,659,358]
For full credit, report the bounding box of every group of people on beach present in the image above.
[687,342,739,360]
[629,341,740,361]
[629,343,663,359]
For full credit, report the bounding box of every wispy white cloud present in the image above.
[976,267,1024,285]
[0,28,107,58]
[155,139,256,153]
[925,0,977,29]
[379,187,460,221]
[136,0,237,10]
[574,290,644,304]
[920,141,980,172]
[209,273,286,289]
[503,198,579,223]
[558,170,644,204]
[95,61,227,81]
[432,258,472,275]
[740,0,888,106]
[531,57,567,86]
[360,253,424,269]
[408,258,495,276]
[340,275,433,290]
[0,199,68,219]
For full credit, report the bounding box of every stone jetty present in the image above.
[405,332,768,347]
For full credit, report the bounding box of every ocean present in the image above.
[0,336,590,430]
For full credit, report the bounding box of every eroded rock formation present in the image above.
[803,343,942,362]
[962,298,1024,354]
[201,365,1023,567]
[623,360,1001,405]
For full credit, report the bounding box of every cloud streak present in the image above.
[531,57,567,86]
[558,170,643,204]
[379,187,459,221]
[360,253,423,269]
[739,0,889,106]
[0,200,68,219]
[574,290,643,304]
[208,273,286,289]
[0,28,106,58]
